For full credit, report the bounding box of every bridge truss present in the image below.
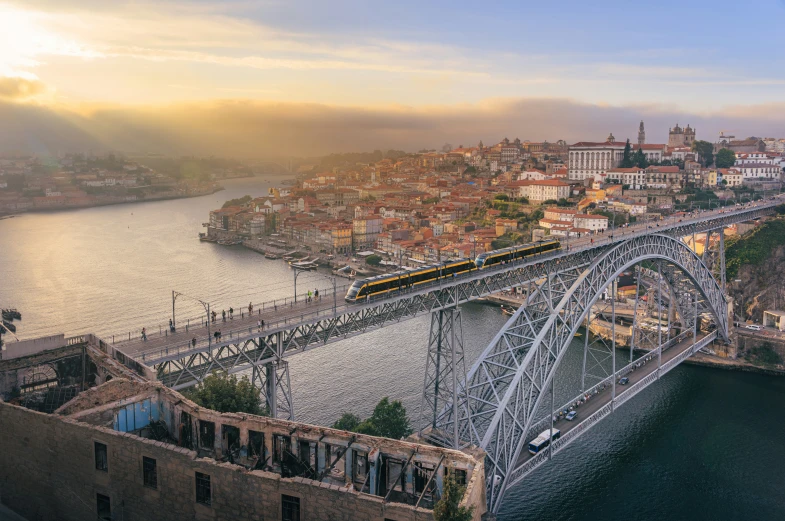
[426,233,731,513]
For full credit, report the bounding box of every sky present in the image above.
[1,0,785,156]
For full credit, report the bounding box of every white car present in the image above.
[745,325,764,331]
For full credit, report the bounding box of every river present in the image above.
[1,177,784,520]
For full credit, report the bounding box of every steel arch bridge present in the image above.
[431,233,730,513]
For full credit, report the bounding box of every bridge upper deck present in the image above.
[112,197,782,365]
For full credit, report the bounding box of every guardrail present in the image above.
[506,332,718,488]
[123,198,779,365]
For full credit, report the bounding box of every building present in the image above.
[638,121,646,146]
[763,310,785,331]
[716,133,766,153]
[510,179,571,203]
[495,218,518,236]
[668,123,696,147]
[574,214,609,231]
[352,214,383,250]
[568,135,624,181]
[0,355,487,521]
[606,167,645,189]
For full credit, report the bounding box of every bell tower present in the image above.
[638,121,646,146]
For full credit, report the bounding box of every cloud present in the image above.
[0,75,47,100]
[1,97,783,159]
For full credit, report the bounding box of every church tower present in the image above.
[638,121,646,146]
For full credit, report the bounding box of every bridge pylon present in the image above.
[250,332,294,420]
[420,307,466,449]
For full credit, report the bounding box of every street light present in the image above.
[293,266,307,303]
[172,290,211,344]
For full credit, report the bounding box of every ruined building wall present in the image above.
[0,399,482,521]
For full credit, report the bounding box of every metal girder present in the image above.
[443,233,729,513]
[421,307,467,448]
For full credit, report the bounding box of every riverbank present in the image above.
[685,351,785,376]
[0,184,224,217]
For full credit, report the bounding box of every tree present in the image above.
[633,147,648,169]
[692,140,714,167]
[716,148,736,168]
[433,473,475,521]
[332,397,412,439]
[222,195,252,208]
[186,372,266,415]
[365,397,412,439]
[494,194,509,201]
[333,413,361,431]
[620,139,634,168]
[365,254,382,266]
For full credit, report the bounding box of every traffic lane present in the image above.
[515,334,704,467]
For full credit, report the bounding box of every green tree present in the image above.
[433,473,475,521]
[365,254,382,266]
[494,194,509,201]
[186,372,266,415]
[715,148,736,168]
[222,195,252,208]
[332,397,412,439]
[332,413,362,431]
[365,397,412,439]
[620,139,634,168]
[692,140,715,167]
[633,147,648,168]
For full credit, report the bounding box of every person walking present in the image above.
[212,310,217,323]
[141,327,147,341]
[191,336,197,348]
[229,307,234,319]
[222,310,226,322]
[249,302,253,314]
[257,319,262,331]
[169,318,175,332]
[315,289,319,300]
[261,319,265,329]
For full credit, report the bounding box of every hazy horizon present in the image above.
[1,0,784,157]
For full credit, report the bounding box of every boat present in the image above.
[2,309,21,321]
[289,256,310,265]
[265,253,280,260]
[291,259,318,271]
[2,320,16,333]
[501,305,516,316]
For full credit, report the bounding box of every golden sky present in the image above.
[1,1,784,156]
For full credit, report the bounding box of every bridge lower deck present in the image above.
[514,332,710,472]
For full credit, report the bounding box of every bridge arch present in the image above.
[443,233,728,512]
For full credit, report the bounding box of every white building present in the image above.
[606,167,646,189]
[510,179,571,203]
[733,162,780,180]
[574,214,609,231]
[568,136,666,181]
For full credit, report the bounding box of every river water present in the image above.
[1,177,784,520]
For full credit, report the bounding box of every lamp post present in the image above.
[172,291,211,343]
[293,266,306,303]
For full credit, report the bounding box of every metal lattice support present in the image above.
[252,359,294,420]
[421,307,467,448]
[442,233,729,513]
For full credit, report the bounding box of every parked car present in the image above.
[565,411,577,421]
[745,324,764,331]
[618,377,629,386]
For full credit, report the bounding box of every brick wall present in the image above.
[0,401,450,521]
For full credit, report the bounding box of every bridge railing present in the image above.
[125,198,779,364]
[506,331,718,488]
[107,280,352,344]
[526,330,692,437]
